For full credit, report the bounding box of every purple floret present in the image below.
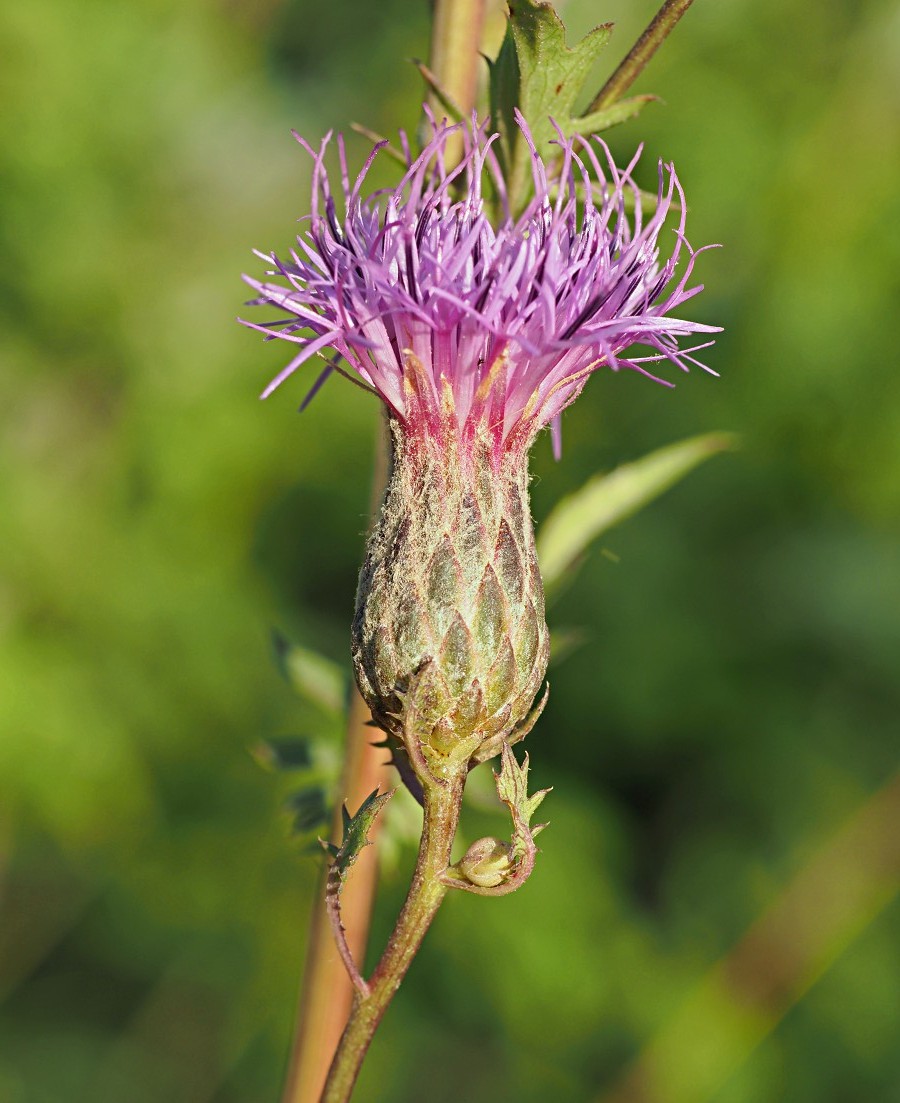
[241,111,719,454]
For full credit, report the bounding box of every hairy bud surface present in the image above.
[352,415,549,772]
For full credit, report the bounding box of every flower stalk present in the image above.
[320,777,465,1103]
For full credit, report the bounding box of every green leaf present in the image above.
[571,93,659,136]
[322,788,393,996]
[537,432,737,592]
[489,1,613,213]
[271,630,347,715]
[495,743,551,863]
[322,788,394,877]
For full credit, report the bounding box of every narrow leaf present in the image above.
[322,788,393,996]
[537,432,737,591]
[568,93,659,136]
[324,788,395,881]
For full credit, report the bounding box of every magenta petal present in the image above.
[242,111,719,450]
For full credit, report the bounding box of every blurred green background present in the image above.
[2,0,898,1100]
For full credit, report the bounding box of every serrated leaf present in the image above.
[324,788,394,881]
[570,93,658,136]
[322,788,393,996]
[271,630,347,715]
[489,1,613,213]
[537,432,737,593]
[495,744,550,862]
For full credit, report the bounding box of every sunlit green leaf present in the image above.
[322,788,394,877]
[571,93,658,136]
[537,432,736,592]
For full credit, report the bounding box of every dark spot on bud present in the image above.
[484,636,516,712]
[494,519,524,604]
[473,565,509,655]
[439,612,474,696]
[476,464,496,514]
[457,490,485,559]
[515,603,540,674]
[380,515,409,577]
[505,483,525,535]
[427,534,462,637]
[393,588,428,659]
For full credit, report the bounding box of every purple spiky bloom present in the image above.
[242,110,718,461]
[242,113,719,783]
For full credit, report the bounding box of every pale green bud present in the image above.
[352,417,550,783]
[456,836,513,889]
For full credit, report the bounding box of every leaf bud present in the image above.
[457,836,513,889]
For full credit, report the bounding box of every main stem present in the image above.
[280,424,391,1103]
[429,0,486,118]
[320,778,465,1103]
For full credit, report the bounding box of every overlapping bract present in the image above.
[352,424,550,777]
[242,112,718,454]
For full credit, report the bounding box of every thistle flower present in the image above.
[242,112,718,785]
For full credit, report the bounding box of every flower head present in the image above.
[242,112,720,781]
[242,110,718,459]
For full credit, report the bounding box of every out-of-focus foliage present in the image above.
[1,1,898,1102]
